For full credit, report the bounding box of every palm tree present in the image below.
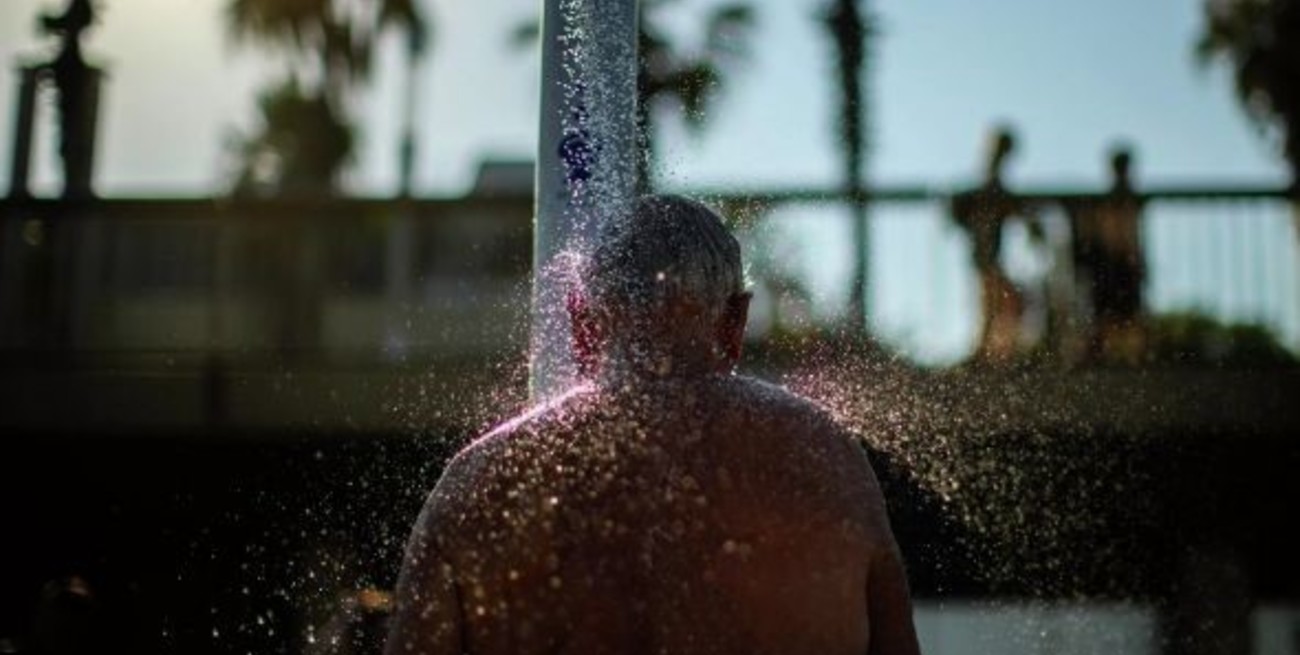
[516,0,756,191]
[223,0,427,359]
[1197,0,1300,184]
[229,78,354,197]
[226,0,428,196]
[637,0,754,189]
[823,0,874,332]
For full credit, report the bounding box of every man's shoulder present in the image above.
[721,375,879,515]
[708,375,861,455]
[721,374,842,425]
[444,375,848,470]
[445,385,598,473]
[426,387,598,524]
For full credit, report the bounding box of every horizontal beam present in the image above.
[1,182,1293,221]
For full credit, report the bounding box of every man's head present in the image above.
[571,195,749,379]
[1109,144,1134,186]
[984,124,1018,181]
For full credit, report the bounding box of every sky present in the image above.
[0,0,1296,361]
[0,0,1286,193]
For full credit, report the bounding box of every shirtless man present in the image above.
[387,195,920,655]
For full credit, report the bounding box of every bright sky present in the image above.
[0,0,1286,193]
[1,0,1295,360]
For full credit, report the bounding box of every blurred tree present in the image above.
[1197,0,1300,184]
[823,0,874,332]
[230,78,353,196]
[637,0,754,189]
[515,0,756,190]
[226,0,428,196]
[746,221,816,337]
[1148,310,1296,367]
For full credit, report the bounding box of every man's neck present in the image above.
[595,344,726,388]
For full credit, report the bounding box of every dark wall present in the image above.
[0,429,460,654]
[1,424,1297,653]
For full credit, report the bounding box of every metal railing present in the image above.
[1,186,1295,368]
[0,196,532,364]
[703,184,1300,365]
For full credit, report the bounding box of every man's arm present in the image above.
[845,438,921,655]
[867,539,921,655]
[385,491,465,655]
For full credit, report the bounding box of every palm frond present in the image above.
[230,75,353,196]
[1196,0,1300,177]
[379,0,430,54]
[226,0,329,47]
[705,3,756,59]
[509,20,539,50]
[660,63,720,132]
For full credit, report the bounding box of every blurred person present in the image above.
[950,125,1039,362]
[1069,145,1147,364]
[387,195,920,655]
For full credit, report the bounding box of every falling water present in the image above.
[780,346,1164,598]
[532,0,638,399]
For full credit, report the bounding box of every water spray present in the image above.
[531,0,639,399]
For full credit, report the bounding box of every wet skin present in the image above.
[388,375,920,655]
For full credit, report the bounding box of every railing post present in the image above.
[60,66,103,200]
[8,65,42,199]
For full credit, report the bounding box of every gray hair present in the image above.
[584,195,744,324]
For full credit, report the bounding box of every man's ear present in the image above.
[567,291,600,378]
[718,291,751,369]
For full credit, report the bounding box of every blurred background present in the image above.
[0,0,1297,653]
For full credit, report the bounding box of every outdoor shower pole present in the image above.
[531,0,639,399]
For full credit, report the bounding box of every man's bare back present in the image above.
[388,375,918,655]
[387,195,919,655]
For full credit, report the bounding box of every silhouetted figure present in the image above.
[40,0,101,199]
[387,195,920,655]
[951,126,1035,362]
[1069,146,1147,364]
